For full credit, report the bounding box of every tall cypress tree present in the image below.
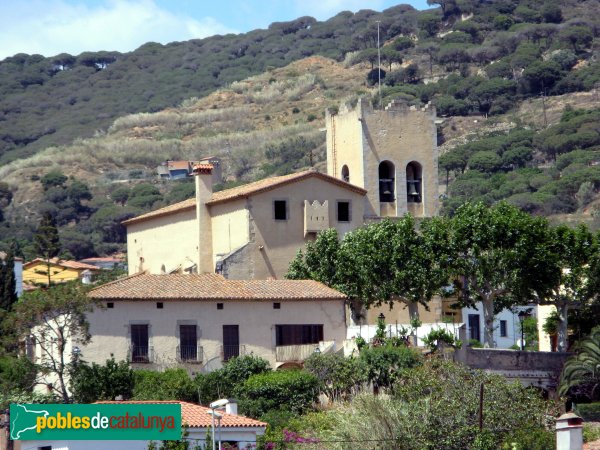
[0,247,17,311]
[34,212,61,285]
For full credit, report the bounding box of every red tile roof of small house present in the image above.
[96,400,266,428]
[24,258,101,271]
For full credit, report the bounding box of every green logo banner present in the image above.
[10,403,181,441]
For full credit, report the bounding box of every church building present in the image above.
[124,99,439,282]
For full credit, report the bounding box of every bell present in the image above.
[383,189,392,195]
[408,182,419,196]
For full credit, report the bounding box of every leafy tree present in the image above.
[0,355,37,393]
[391,36,414,52]
[71,357,134,403]
[195,355,271,405]
[110,187,130,206]
[559,326,600,400]
[468,151,502,173]
[359,345,422,393]
[303,353,367,401]
[542,3,563,23]
[418,14,441,38]
[427,0,458,18]
[559,25,593,53]
[448,202,556,347]
[40,170,68,190]
[322,360,558,450]
[234,370,319,418]
[133,368,197,402]
[34,212,61,285]
[521,60,563,94]
[288,217,450,323]
[8,281,95,402]
[537,225,598,352]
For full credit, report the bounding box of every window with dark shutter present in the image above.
[274,200,287,220]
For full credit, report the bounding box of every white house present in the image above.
[82,273,348,372]
[19,400,266,450]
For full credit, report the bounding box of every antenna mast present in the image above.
[376,20,382,108]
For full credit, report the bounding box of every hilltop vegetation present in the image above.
[1,0,600,259]
[0,5,419,165]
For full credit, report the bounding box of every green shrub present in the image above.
[195,355,271,405]
[235,370,319,418]
[133,368,197,402]
[71,357,134,403]
[303,353,367,400]
[359,345,422,392]
[583,423,600,443]
[576,402,600,422]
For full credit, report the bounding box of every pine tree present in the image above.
[34,212,61,285]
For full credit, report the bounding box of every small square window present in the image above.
[337,201,350,222]
[157,302,164,309]
[273,302,281,309]
[107,302,114,309]
[274,200,287,221]
[217,303,224,310]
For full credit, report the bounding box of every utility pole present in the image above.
[376,20,382,108]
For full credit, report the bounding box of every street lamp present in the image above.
[518,311,529,351]
[209,399,229,450]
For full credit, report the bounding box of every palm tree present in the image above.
[559,327,600,399]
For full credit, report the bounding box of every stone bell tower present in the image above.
[326,98,439,219]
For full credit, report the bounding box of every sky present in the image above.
[0,0,430,60]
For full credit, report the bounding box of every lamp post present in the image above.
[518,311,528,351]
[209,399,229,450]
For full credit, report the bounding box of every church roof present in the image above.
[88,273,347,301]
[123,169,366,225]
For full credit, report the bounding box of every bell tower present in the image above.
[326,99,439,219]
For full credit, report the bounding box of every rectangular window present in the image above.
[179,325,198,362]
[223,325,240,361]
[273,302,281,309]
[130,324,149,363]
[107,302,114,309]
[275,325,324,346]
[274,200,288,221]
[337,201,351,222]
[217,303,224,310]
[500,320,507,337]
[156,302,164,309]
[468,314,480,343]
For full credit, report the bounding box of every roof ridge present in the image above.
[88,270,147,293]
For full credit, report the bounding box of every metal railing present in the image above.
[276,341,335,362]
[221,344,245,361]
[177,345,203,363]
[128,345,153,363]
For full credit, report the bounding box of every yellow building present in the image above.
[23,258,100,286]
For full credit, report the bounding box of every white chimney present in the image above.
[194,164,214,274]
[225,400,238,416]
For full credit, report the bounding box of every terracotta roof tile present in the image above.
[123,169,366,225]
[24,258,101,271]
[122,198,196,225]
[88,273,346,301]
[96,401,266,428]
[167,161,192,171]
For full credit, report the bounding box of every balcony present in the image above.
[221,344,246,361]
[177,345,203,364]
[128,345,153,364]
[276,341,335,362]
